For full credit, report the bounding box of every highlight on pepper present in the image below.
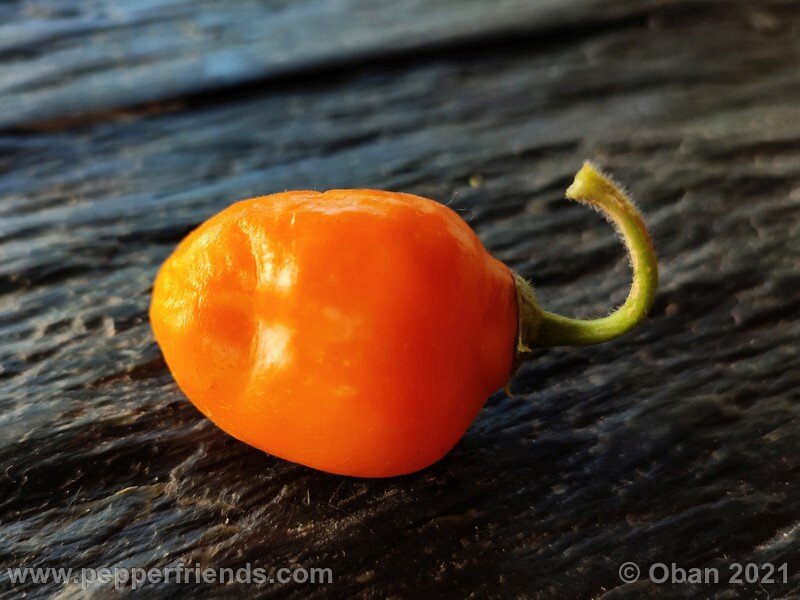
[149,162,658,477]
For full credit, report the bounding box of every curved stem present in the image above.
[533,162,658,347]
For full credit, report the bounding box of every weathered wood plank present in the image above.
[1,1,800,598]
[0,0,751,129]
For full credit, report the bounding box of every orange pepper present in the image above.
[150,163,657,477]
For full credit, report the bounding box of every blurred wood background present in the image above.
[1,0,799,597]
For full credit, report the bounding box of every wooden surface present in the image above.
[2,0,800,598]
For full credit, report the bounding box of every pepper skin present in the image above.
[150,189,518,477]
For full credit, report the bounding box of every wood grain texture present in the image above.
[1,0,800,598]
[0,0,745,129]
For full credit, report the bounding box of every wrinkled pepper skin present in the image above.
[150,190,518,477]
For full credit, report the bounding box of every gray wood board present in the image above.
[1,1,800,598]
[0,0,748,129]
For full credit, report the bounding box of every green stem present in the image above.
[531,162,658,347]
